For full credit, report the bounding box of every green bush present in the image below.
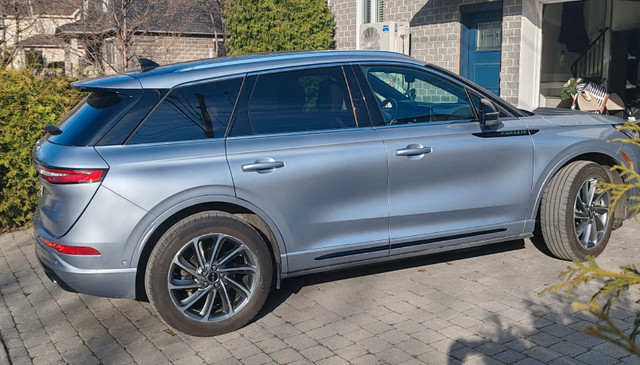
[0,70,82,231]
[224,0,335,55]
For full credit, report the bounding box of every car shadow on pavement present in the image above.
[255,239,526,322]
[444,295,639,364]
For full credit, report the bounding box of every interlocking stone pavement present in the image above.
[1,221,640,365]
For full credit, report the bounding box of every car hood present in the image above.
[529,107,624,127]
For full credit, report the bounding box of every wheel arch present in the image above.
[134,200,285,301]
[529,150,625,224]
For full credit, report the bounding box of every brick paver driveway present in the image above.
[1,220,640,365]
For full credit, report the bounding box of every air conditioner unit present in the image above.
[357,21,410,55]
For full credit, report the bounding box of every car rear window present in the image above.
[47,89,142,146]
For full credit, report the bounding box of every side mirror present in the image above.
[479,98,500,129]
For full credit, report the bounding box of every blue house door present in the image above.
[461,2,502,95]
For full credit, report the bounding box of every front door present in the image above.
[358,64,533,255]
[461,2,503,95]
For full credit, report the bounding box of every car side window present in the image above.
[128,77,242,144]
[245,66,356,135]
[361,65,476,125]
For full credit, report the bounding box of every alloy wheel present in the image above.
[167,233,259,322]
[573,177,610,250]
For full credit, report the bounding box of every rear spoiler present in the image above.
[71,74,142,90]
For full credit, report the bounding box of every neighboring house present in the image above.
[330,0,640,110]
[1,0,81,70]
[3,0,223,76]
[56,0,224,75]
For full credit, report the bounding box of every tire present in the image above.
[540,161,613,261]
[145,211,273,336]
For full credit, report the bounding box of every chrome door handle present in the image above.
[395,144,433,157]
[241,158,285,173]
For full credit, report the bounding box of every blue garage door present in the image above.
[461,2,503,96]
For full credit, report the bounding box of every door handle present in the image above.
[395,144,433,157]
[241,158,285,173]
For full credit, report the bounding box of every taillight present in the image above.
[35,164,105,184]
[42,237,101,256]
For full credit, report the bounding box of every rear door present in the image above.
[358,64,534,254]
[226,65,389,273]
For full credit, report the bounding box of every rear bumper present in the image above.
[34,232,137,299]
[39,257,77,293]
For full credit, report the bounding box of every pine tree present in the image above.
[543,122,640,356]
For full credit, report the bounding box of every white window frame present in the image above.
[356,0,384,48]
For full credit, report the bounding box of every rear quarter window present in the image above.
[48,90,143,146]
[127,77,243,144]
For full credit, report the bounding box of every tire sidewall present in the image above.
[146,212,272,336]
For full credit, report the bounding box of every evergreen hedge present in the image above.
[224,0,335,55]
[0,70,82,231]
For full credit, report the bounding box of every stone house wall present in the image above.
[101,35,218,74]
[130,35,217,65]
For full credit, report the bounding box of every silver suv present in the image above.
[33,51,639,336]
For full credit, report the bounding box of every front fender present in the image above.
[527,141,624,221]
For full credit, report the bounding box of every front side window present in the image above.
[361,66,476,125]
[244,66,356,135]
[128,77,242,144]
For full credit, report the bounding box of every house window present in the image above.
[105,41,114,64]
[363,0,384,23]
[476,21,502,50]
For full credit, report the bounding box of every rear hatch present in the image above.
[34,87,143,237]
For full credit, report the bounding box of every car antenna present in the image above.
[138,58,159,72]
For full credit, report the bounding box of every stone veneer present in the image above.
[329,0,523,105]
[100,35,220,73]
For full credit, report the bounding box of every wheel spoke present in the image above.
[586,180,597,206]
[575,219,589,236]
[219,282,234,315]
[575,194,587,213]
[580,222,593,247]
[594,214,607,230]
[574,211,589,220]
[169,279,200,290]
[193,238,206,268]
[199,289,217,318]
[174,256,199,278]
[579,183,589,207]
[178,287,211,312]
[592,191,608,205]
[209,234,226,266]
[219,265,257,275]
[592,205,609,215]
[218,246,245,266]
[589,218,598,246]
[223,276,252,299]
